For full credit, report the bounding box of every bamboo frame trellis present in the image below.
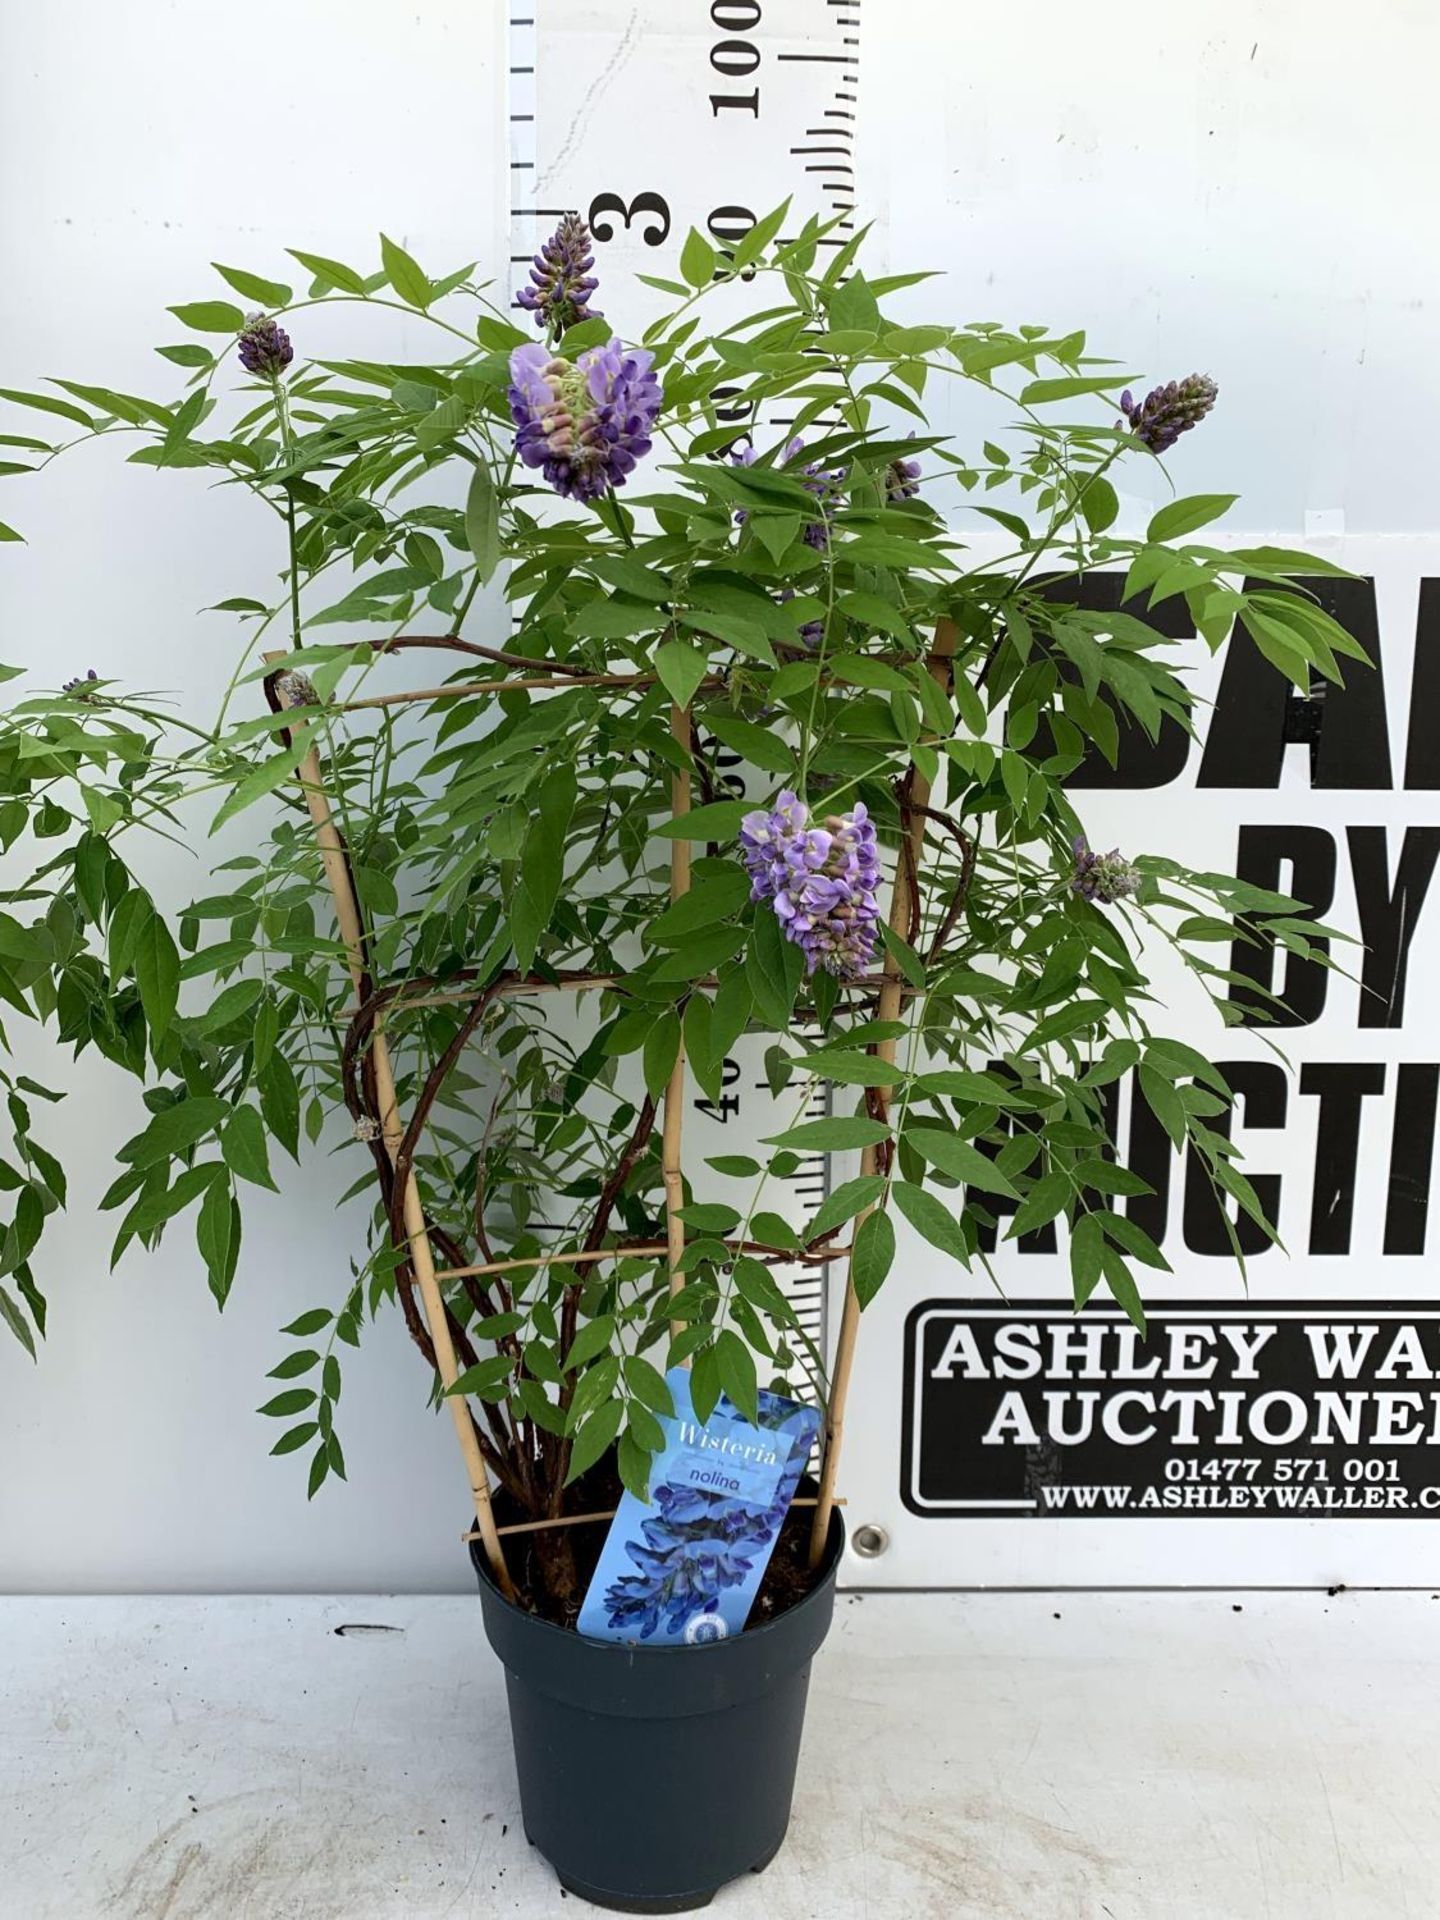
[265,616,959,1602]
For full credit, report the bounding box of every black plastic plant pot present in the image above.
[470,1509,844,1914]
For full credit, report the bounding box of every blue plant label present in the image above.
[576,1369,821,1646]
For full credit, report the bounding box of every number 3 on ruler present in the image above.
[587,191,672,246]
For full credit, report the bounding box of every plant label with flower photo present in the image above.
[577,1371,820,1646]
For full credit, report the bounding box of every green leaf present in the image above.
[879,922,926,988]
[806,1174,886,1242]
[222,1105,277,1191]
[623,1355,675,1418]
[0,387,96,428]
[714,1329,759,1423]
[650,926,746,983]
[0,1284,36,1358]
[212,263,293,308]
[565,1399,624,1484]
[464,461,501,583]
[786,1049,903,1087]
[380,233,433,309]
[704,713,795,777]
[746,905,803,1029]
[908,1127,1018,1197]
[122,1096,229,1168]
[655,639,708,712]
[168,300,246,335]
[891,1181,970,1263]
[680,228,717,288]
[282,1308,332,1337]
[271,1422,318,1456]
[208,732,313,835]
[763,1116,890,1152]
[731,1255,799,1326]
[287,248,369,295]
[1076,1159,1152,1197]
[1008,1168,1072,1239]
[1070,1211,1104,1306]
[257,1388,316,1418]
[267,1349,319,1379]
[198,978,264,1034]
[132,907,180,1043]
[259,1051,301,1162]
[649,869,749,946]
[1080,475,1119,533]
[1146,494,1238,543]
[1020,374,1131,405]
[197,1173,240,1309]
[852,1208,895,1308]
[653,799,747,841]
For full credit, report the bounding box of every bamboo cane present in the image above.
[265,653,516,1600]
[664,704,692,1341]
[808,619,960,1568]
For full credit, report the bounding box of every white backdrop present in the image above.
[1,2,1437,1592]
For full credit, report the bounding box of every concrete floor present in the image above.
[3,1589,1438,1918]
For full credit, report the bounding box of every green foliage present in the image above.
[0,210,1347,1515]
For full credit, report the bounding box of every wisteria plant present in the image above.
[0,205,1360,1610]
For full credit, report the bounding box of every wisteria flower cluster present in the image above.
[733,437,843,550]
[1120,373,1218,454]
[514,211,603,339]
[237,312,293,379]
[740,790,882,980]
[508,338,663,503]
[1071,835,1141,904]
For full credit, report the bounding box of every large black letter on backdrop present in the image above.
[1403,580,1440,789]
[1198,577,1392,789]
[1348,826,1440,1027]
[1228,825,1336,1026]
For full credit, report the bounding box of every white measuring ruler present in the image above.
[506,0,864,1351]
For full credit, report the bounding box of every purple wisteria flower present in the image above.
[1119,373,1217,455]
[237,312,293,378]
[514,212,603,338]
[61,669,98,699]
[731,437,844,550]
[1071,835,1140,905]
[778,588,823,649]
[740,788,882,979]
[885,442,922,502]
[508,338,662,503]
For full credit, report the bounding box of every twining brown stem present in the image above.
[337,670,692,712]
[912,801,978,961]
[809,619,960,1569]
[374,634,598,676]
[264,655,517,1599]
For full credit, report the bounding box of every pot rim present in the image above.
[471,1501,845,1656]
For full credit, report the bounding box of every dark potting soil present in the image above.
[491,1457,824,1636]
